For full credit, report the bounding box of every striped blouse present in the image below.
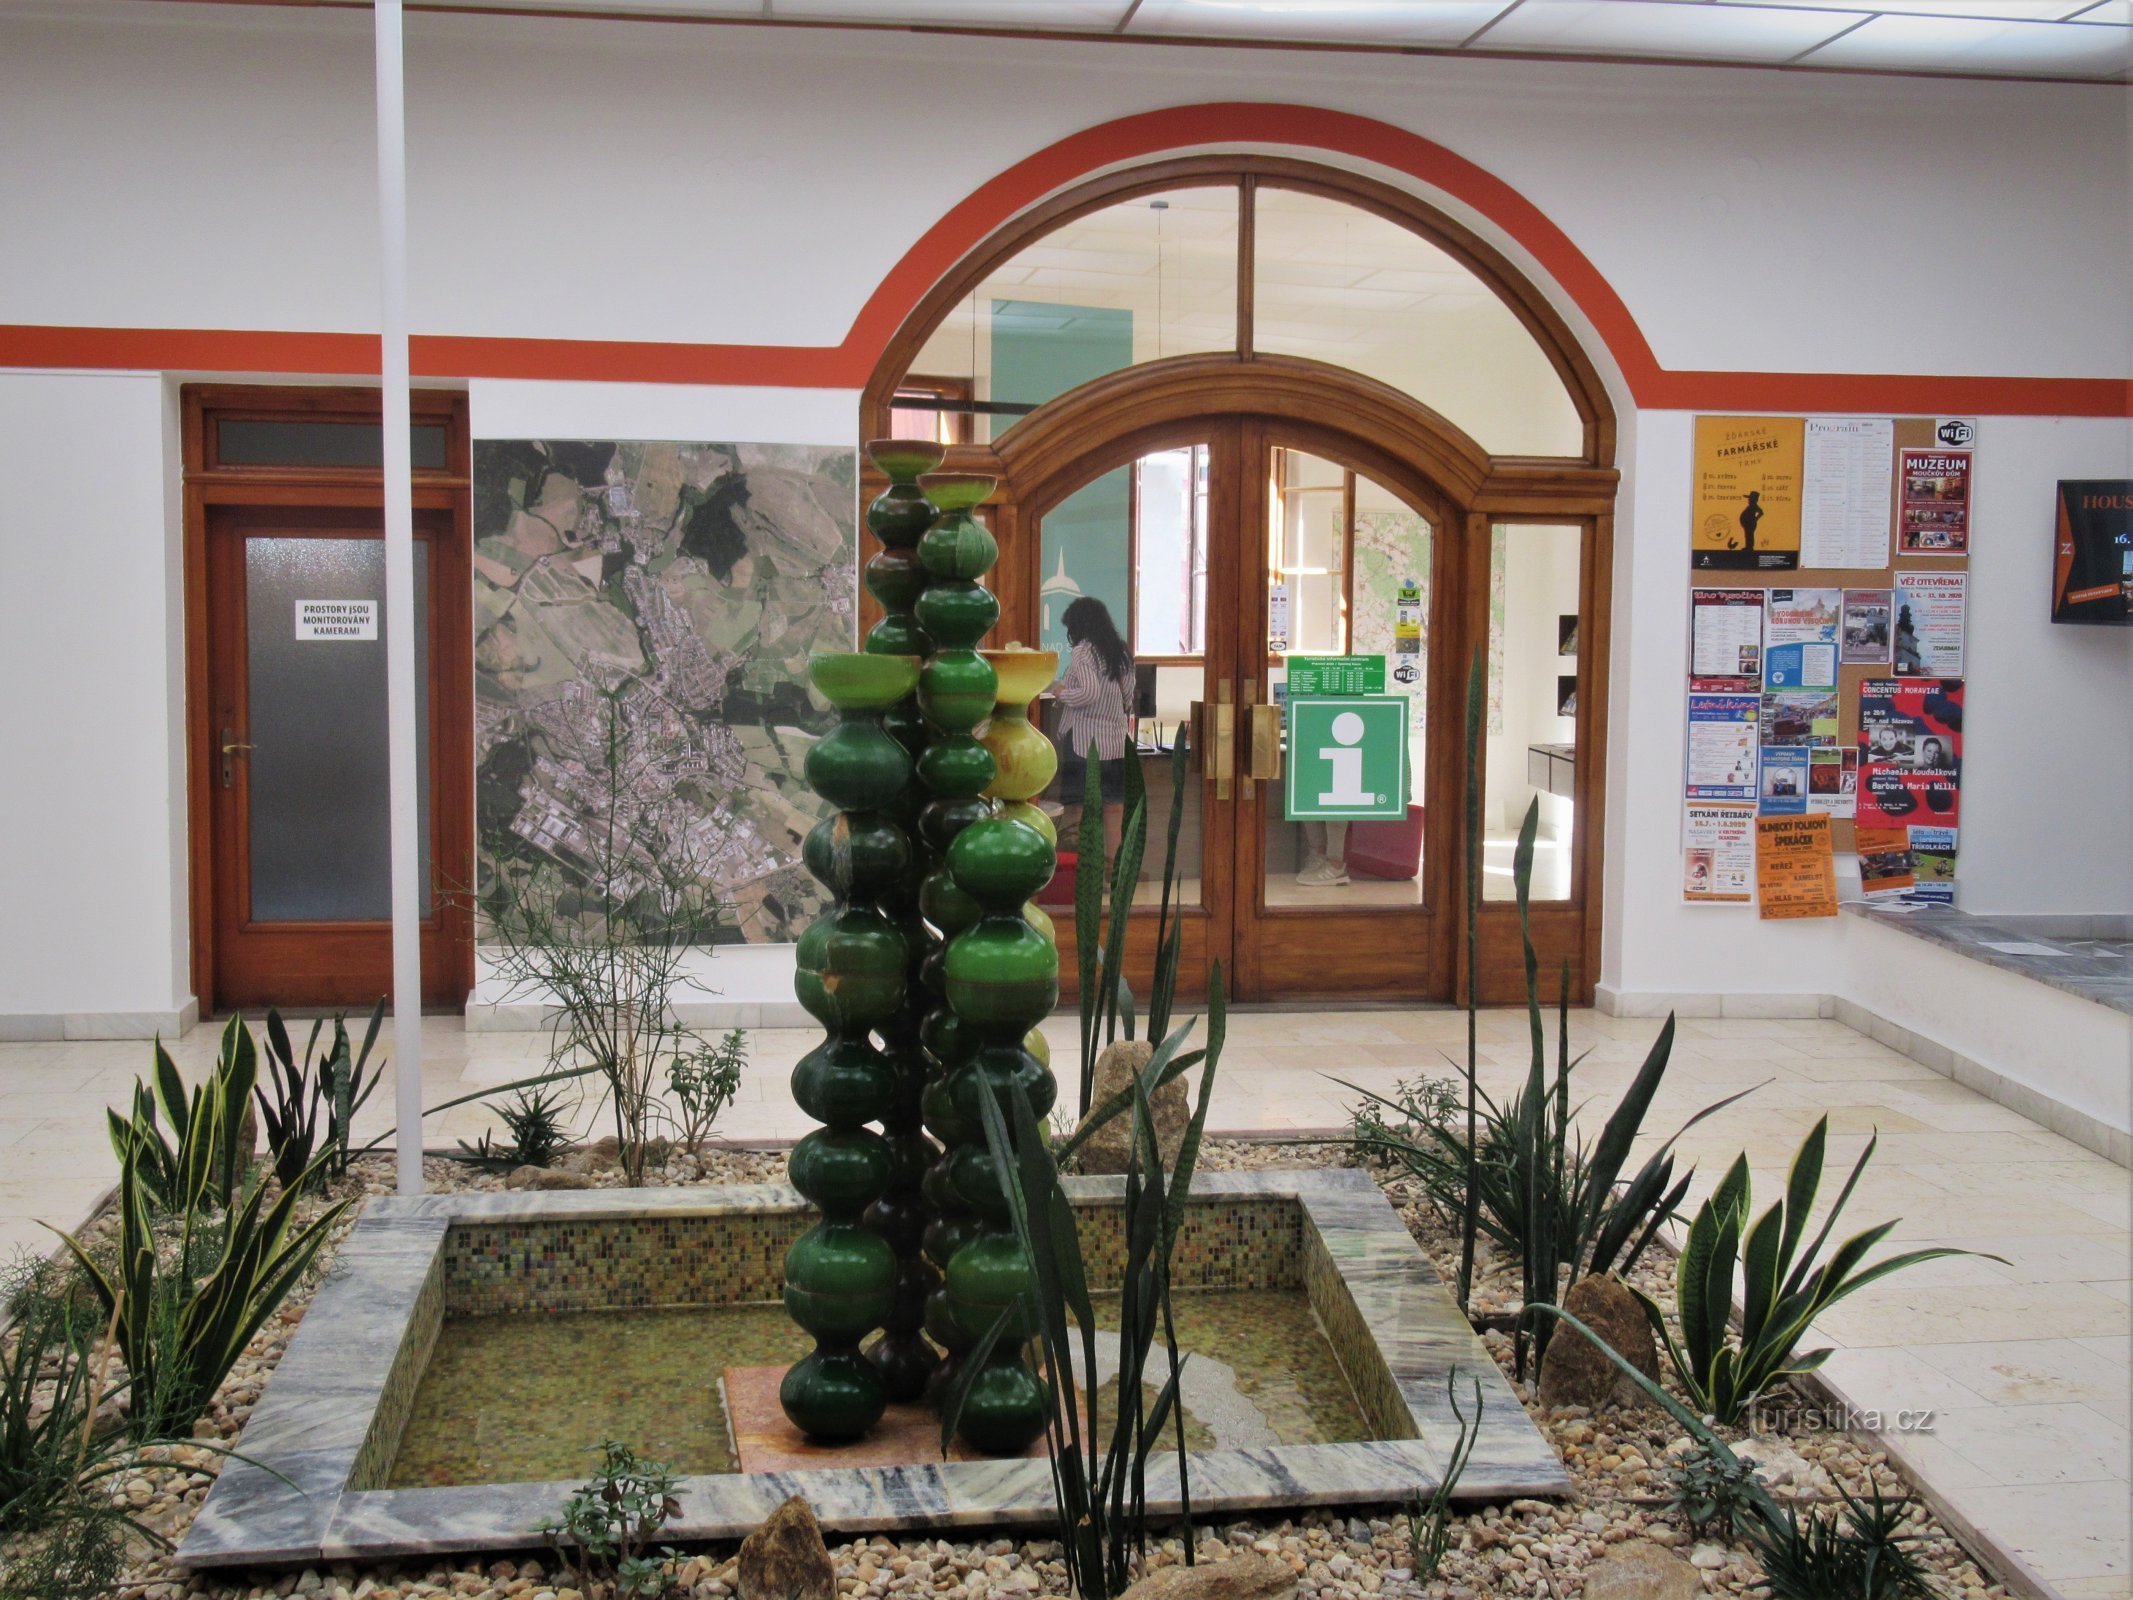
[1054,640,1135,761]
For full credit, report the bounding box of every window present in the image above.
[891,173,1588,460]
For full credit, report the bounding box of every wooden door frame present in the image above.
[857,154,1621,1003]
[181,384,475,1014]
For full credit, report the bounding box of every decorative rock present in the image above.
[1576,1541,1701,1600]
[1688,1543,1727,1570]
[504,1166,592,1191]
[1070,1040,1190,1175]
[1117,1552,1298,1600]
[1535,1273,1659,1410]
[738,1496,835,1600]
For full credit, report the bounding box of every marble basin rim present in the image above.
[178,1168,1569,1570]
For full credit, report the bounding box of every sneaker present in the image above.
[1294,853,1326,883]
[1295,859,1350,887]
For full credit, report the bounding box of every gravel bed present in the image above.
[16,1138,2013,1600]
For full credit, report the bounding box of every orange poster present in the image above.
[1755,814,1838,920]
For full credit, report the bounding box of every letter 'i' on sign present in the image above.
[1284,695,1409,821]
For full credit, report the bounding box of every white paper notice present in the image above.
[1683,801,1755,904]
[1801,418,1894,570]
[295,599,378,641]
[1690,589,1765,681]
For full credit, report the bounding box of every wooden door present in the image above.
[202,501,472,1009]
[1029,419,1460,1004]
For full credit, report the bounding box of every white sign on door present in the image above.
[295,599,378,641]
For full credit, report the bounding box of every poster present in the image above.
[1759,746,1809,814]
[1683,802,1755,904]
[1808,748,1858,818]
[1690,587,1765,682]
[1907,825,1958,905]
[1763,588,1841,689]
[1802,417,1894,569]
[1756,815,1839,919]
[1685,692,1760,799]
[1394,578,1424,664]
[1268,581,1291,653]
[1761,689,1839,747]
[2052,480,2133,624]
[1693,416,1804,571]
[1856,825,1916,897]
[1840,588,1894,665]
[1898,448,1972,554]
[1893,571,1967,676]
[1857,677,1963,828]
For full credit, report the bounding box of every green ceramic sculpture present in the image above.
[784,648,920,1441]
[786,452,1058,1455]
[855,439,946,1404]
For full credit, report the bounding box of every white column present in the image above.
[374,0,425,1195]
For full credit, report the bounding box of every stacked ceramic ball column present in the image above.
[784,650,920,1441]
[852,441,945,1404]
[938,652,1061,1454]
[905,473,1004,1409]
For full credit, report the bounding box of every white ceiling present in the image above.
[432,0,2133,81]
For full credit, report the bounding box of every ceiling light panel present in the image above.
[1476,0,1856,60]
[1801,12,2132,74]
[1127,1,1518,45]
[1713,0,2095,16]
[767,1,1128,23]
[447,0,763,12]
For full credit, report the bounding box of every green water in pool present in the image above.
[388,1289,1372,1487]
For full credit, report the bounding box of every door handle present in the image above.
[220,727,252,790]
[1192,682,1236,802]
[1247,702,1283,783]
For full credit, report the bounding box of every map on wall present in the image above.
[472,439,857,944]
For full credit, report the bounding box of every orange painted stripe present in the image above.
[4,102,2126,418]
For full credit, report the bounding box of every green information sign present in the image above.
[1284,654,1386,696]
[1284,696,1410,821]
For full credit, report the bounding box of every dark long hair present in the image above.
[1062,596,1131,680]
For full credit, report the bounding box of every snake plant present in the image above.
[1635,1116,2000,1426]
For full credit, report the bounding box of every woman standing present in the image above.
[1053,596,1135,859]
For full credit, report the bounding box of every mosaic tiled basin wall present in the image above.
[181,1170,1570,1569]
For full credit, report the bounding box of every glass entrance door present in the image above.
[1027,424,1452,1003]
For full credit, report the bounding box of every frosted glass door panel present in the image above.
[245,537,431,921]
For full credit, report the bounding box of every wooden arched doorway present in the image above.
[862,160,1618,1005]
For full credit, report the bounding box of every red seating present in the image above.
[1346,805,1424,881]
[1036,849,1078,908]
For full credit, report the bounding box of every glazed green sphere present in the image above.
[944,1139,1014,1221]
[805,719,912,814]
[790,1042,899,1132]
[864,545,928,612]
[794,906,908,1032]
[779,1348,888,1442]
[995,799,1056,850]
[952,1358,1048,1455]
[947,816,1056,910]
[945,1230,1038,1342]
[918,866,983,940]
[917,514,999,582]
[916,735,996,800]
[944,919,1059,1035]
[801,811,912,900]
[864,614,932,659]
[784,1221,898,1333]
[920,1007,976,1071]
[866,483,936,551]
[920,1077,978,1146]
[918,651,998,733]
[919,795,995,856]
[913,581,1000,651]
[948,1044,1058,1129]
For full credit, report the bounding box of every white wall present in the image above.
[2,2,2124,378]
[0,371,193,1036]
[1,2,2128,1028]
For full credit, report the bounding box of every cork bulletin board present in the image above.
[1682,416,1973,902]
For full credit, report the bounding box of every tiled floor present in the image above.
[2,1008,2125,1597]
